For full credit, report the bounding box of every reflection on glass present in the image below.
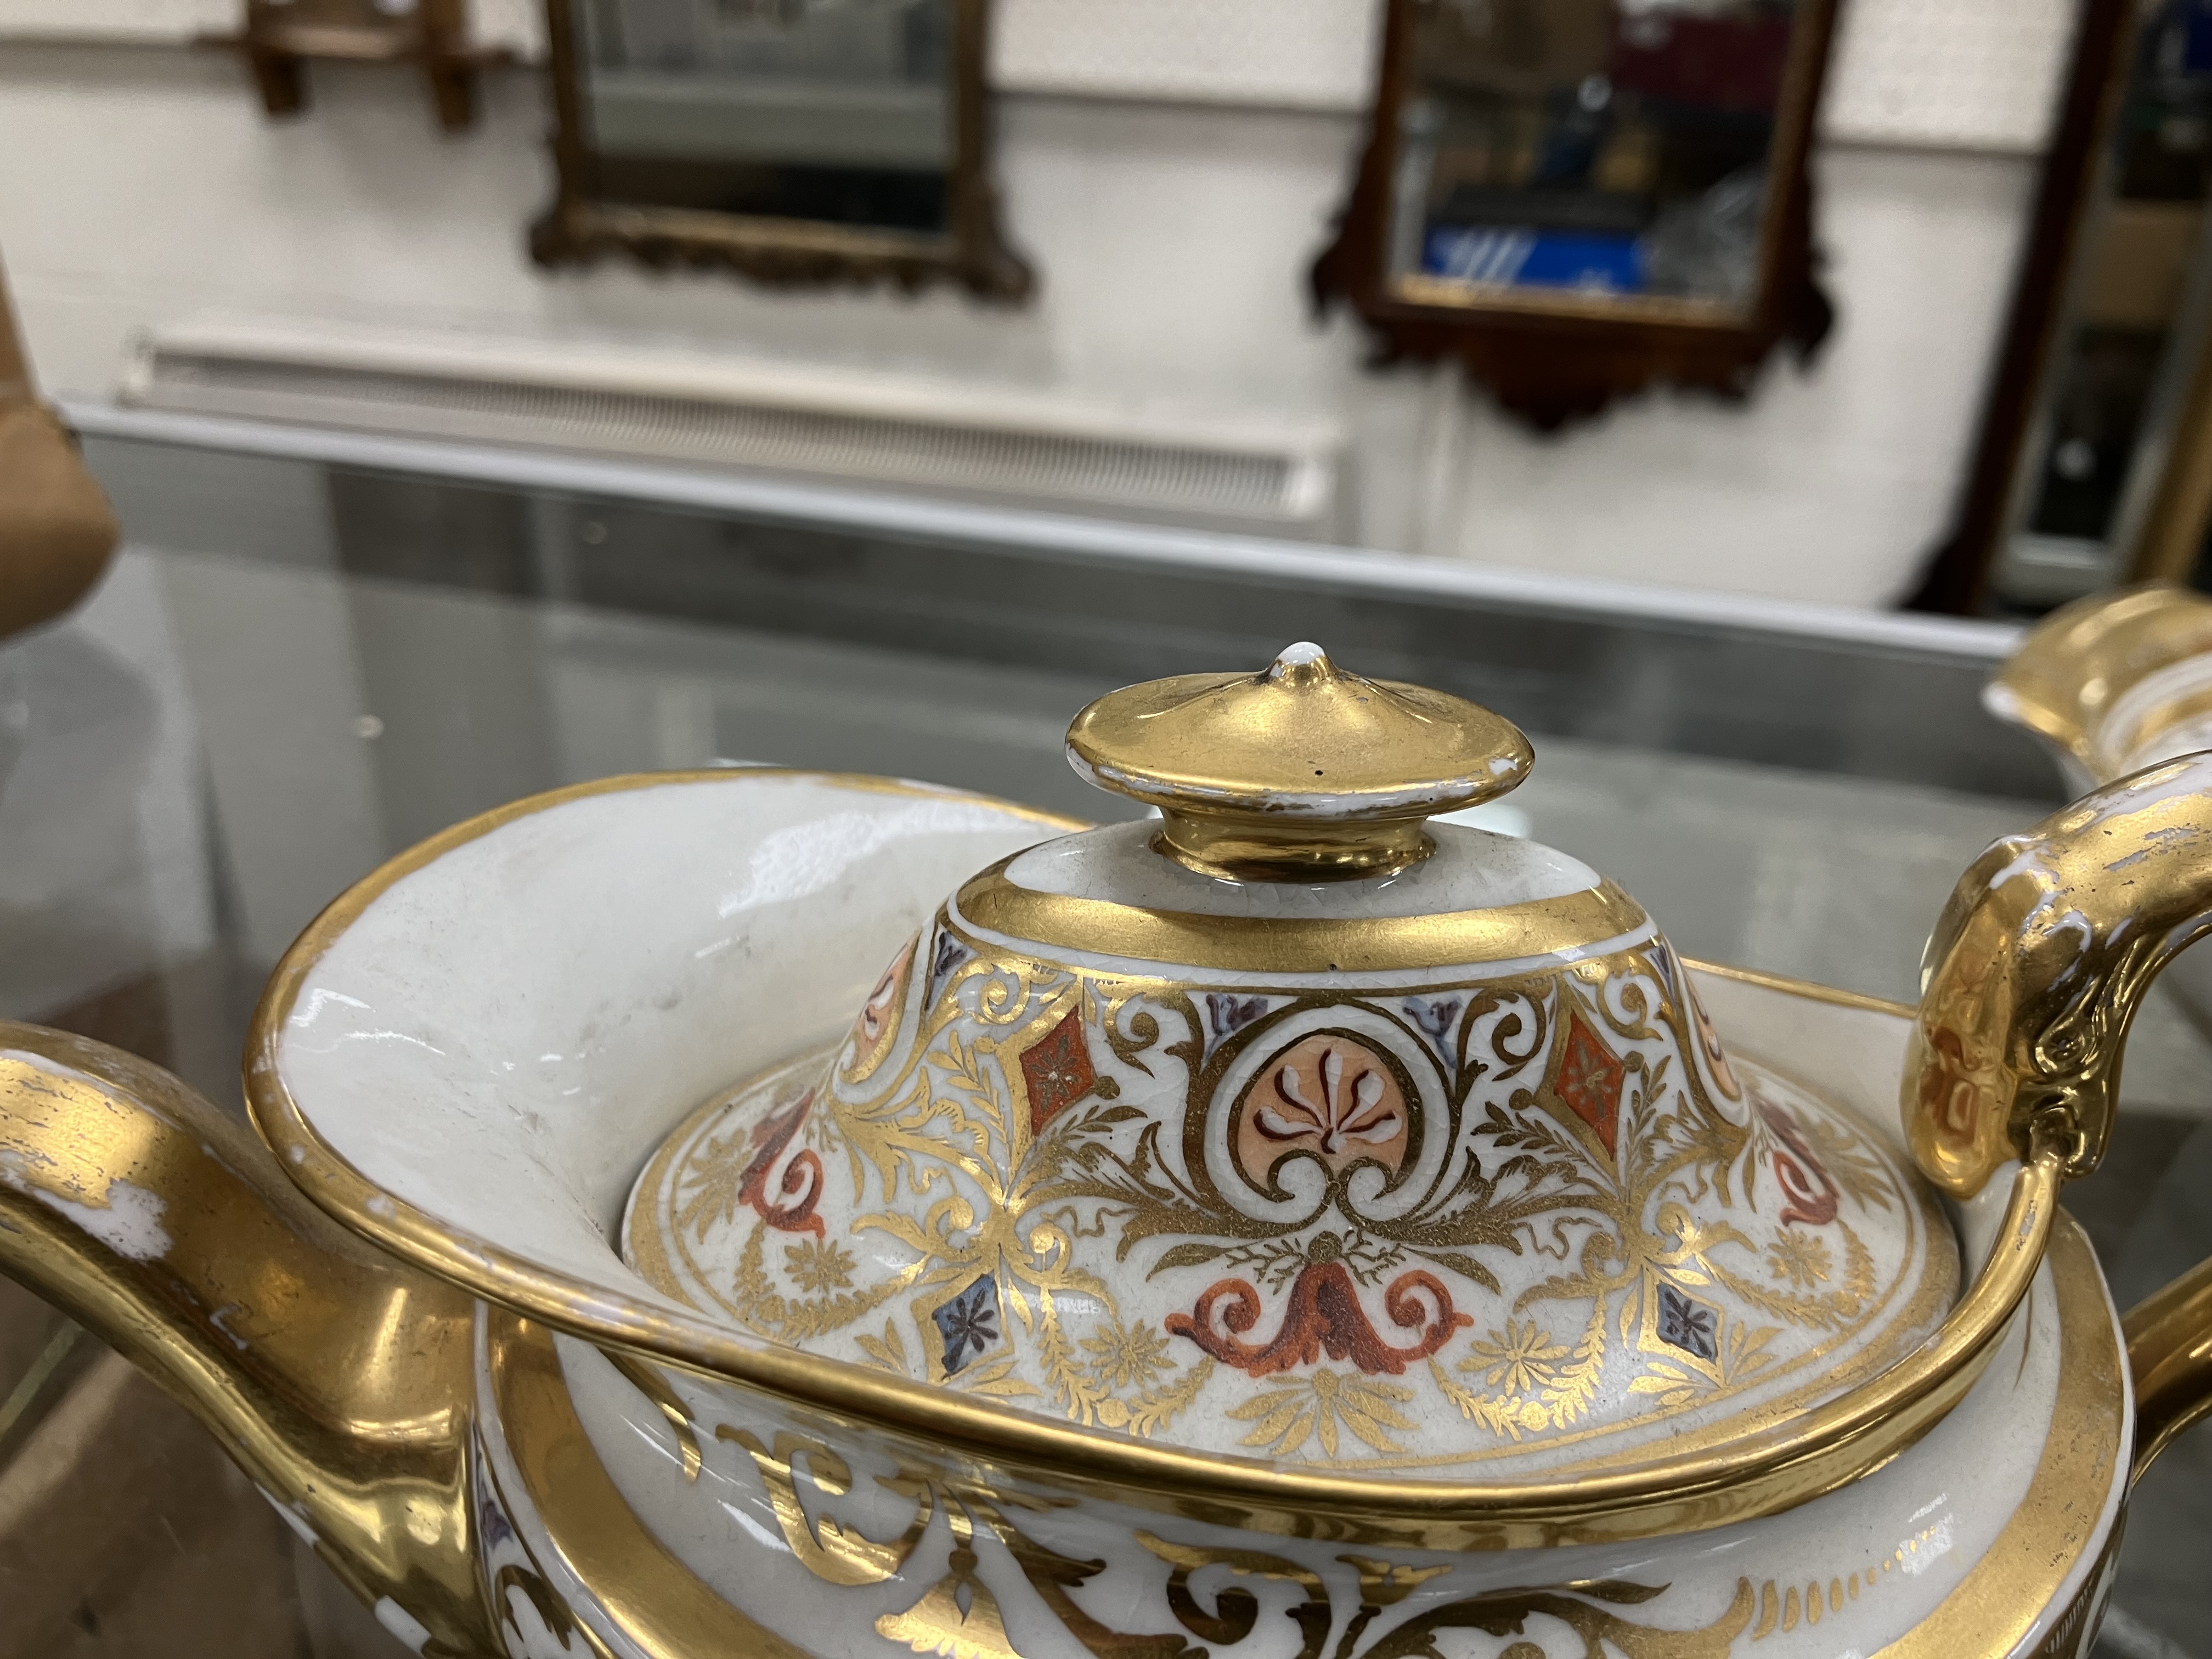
[2023,2,2212,552]
[1389,0,1799,310]
[575,0,955,233]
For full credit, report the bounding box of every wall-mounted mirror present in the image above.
[1915,0,2212,614]
[532,0,1030,300]
[1313,0,1840,428]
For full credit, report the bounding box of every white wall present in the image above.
[1429,147,2036,600]
[0,27,2046,607]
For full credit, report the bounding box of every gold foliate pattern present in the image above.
[473,1427,620,1659]
[1129,1532,1757,1659]
[654,1386,1760,1659]
[625,913,1954,1472]
[521,1216,2130,1659]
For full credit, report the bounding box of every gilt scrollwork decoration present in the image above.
[629,913,1947,1476]
[618,1381,1762,1659]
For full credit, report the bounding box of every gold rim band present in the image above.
[244,772,2051,1548]
[0,1017,2124,1656]
[488,1313,810,1658]
[952,864,1653,974]
[1872,1215,2125,1657]
[494,1220,2123,1659]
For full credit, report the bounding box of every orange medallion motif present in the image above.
[1166,1258,1471,1377]
[1233,1032,1410,1188]
[843,936,915,1080]
[737,1088,825,1238]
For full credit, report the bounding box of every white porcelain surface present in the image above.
[561,1229,2109,1659]
[271,773,1070,1304]
[263,770,2117,1659]
[1003,818,1602,918]
[627,933,1957,1472]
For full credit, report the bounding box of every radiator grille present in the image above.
[128,343,1334,529]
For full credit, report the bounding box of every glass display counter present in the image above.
[2,414,2205,1658]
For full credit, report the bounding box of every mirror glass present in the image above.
[574,0,956,235]
[1389,0,1804,313]
[1993,0,2212,606]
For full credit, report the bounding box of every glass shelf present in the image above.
[2,421,2203,1658]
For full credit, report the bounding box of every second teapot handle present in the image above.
[1904,749,2212,1198]
[2125,1255,2212,1477]
[1906,751,2212,1475]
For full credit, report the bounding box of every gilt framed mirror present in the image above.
[531,0,1030,300]
[1313,0,1841,428]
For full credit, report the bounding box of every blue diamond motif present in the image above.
[934,1276,1001,1376]
[1656,1281,1718,1362]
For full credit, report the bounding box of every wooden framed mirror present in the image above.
[1313,0,1841,429]
[1911,0,2212,614]
[531,0,1030,300]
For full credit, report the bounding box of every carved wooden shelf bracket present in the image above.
[206,1,510,133]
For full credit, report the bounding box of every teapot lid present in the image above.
[964,645,1647,978]
[1066,639,1532,880]
[628,647,1958,1479]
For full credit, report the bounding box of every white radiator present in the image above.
[120,322,1345,538]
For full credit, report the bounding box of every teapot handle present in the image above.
[1904,750,2212,1197]
[1903,751,2212,1475]
[2124,1257,2212,1477]
[0,1022,499,1657]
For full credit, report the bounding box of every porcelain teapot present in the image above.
[1988,580,2212,1042]
[5,645,2212,1659]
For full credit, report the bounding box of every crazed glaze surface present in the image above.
[625,807,1956,1473]
[272,774,1074,1304]
[562,1225,2112,1659]
[232,768,2134,1658]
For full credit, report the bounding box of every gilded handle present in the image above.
[1904,755,2212,1481]
[2124,1255,2212,1479]
[1985,582,2212,778]
[0,1023,498,1657]
[1904,751,2212,1199]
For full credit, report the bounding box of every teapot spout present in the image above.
[0,1022,496,1657]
